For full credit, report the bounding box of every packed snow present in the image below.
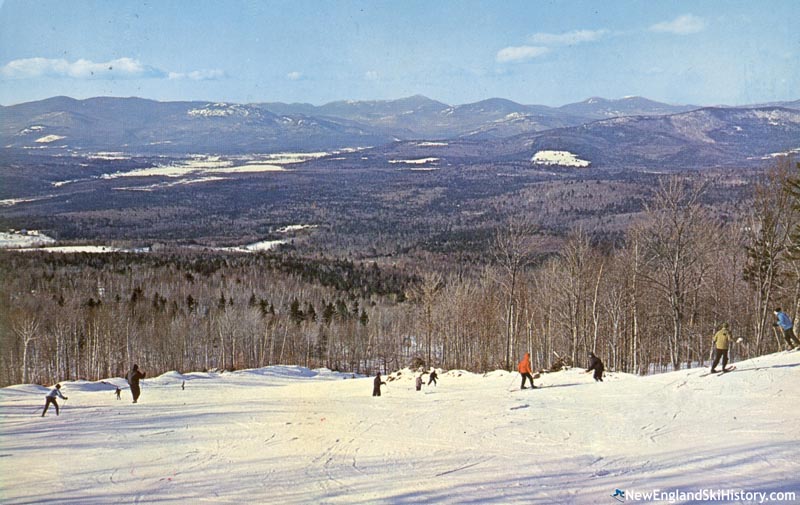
[1,351,798,504]
[532,150,591,168]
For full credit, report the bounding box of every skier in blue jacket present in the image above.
[41,384,67,417]
[774,308,800,349]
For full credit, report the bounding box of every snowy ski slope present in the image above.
[1,352,798,504]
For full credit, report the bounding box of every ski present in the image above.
[700,365,736,377]
[511,386,542,392]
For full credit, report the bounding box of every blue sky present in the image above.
[0,0,797,106]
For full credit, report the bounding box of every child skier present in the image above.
[41,384,68,417]
[415,375,423,391]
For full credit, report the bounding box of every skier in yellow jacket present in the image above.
[710,323,732,373]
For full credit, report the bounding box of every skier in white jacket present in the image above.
[41,384,68,417]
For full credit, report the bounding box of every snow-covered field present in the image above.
[532,150,591,168]
[1,352,798,504]
[389,157,440,164]
[0,230,56,248]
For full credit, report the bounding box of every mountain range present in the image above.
[2,95,799,168]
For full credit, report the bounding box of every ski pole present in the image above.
[507,372,518,391]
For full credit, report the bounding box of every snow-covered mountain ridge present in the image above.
[1,351,798,503]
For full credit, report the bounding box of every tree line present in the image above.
[1,159,798,387]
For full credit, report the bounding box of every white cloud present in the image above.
[365,70,379,81]
[0,57,165,79]
[496,46,550,63]
[286,71,303,81]
[1,57,224,81]
[650,14,706,35]
[168,69,226,81]
[529,29,609,46]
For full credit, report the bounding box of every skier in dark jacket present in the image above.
[372,373,386,397]
[586,352,604,382]
[427,369,438,386]
[126,364,146,403]
[41,384,67,416]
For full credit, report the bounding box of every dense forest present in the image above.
[1,158,798,387]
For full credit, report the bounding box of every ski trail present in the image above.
[435,456,496,477]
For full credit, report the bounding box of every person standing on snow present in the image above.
[427,368,438,386]
[372,372,386,397]
[415,375,423,391]
[773,308,800,349]
[126,364,146,403]
[586,352,604,382]
[710,323,732,373]
[41,384,68,417]
[518,352,536,389]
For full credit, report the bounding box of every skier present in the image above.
[427,368,438,386]
[518,352,536,389]
[415,374,423,391]
[41,384,67,417]
[585,352,604,382]
[372,372,386,397]
[710,323,732,373]
[114,387,121,400]
[773,308,800,349]
[126,364,146,403]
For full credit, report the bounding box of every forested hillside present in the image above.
[2,158,798,387]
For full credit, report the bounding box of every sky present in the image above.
[0,0,798,107]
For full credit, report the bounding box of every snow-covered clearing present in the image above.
[0,195,55,207]
[389,157,440,165]
[215,239,287,252]
[97,153,325,183]
[113,176,228,191]
[34,134,66,143]
[532,150,591,168]
[0,230,57,248]
[276,224,316,233]
[1,351,798,504]
[14,245,129,253]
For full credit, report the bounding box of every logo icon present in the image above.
[611,489,626,502]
